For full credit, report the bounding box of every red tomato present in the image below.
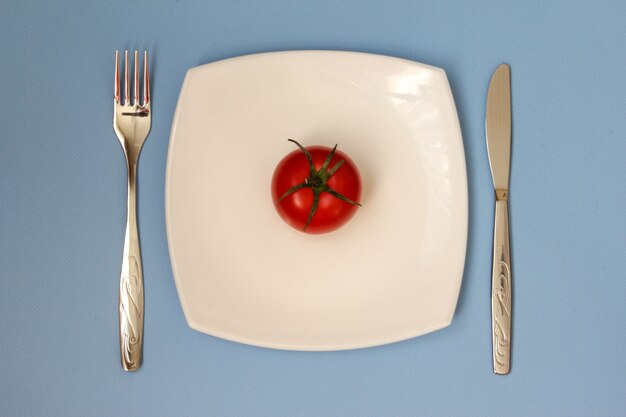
[271,140,362,234]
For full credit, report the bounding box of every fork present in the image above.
[113,50,151,371]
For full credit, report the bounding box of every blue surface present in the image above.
[1,1,625,416]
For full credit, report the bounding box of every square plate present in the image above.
[166,51,467,350]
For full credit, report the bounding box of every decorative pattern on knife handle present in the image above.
[493,257,511,367]
[492,199,511,374]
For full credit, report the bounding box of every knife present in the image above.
[486,63,512,375]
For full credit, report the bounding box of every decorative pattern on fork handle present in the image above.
[120,253,143,369]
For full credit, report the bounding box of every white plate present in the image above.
[166,51,467,350]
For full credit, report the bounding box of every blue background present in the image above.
[1,1,625,416]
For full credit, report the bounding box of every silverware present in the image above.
[113,50,151,371]
[486,63,512,375]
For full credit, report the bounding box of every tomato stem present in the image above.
[279,139,362,230]
[306,190,321,231]
[277,182,311,203]
[327,159,345,176]
[288,139,315,177]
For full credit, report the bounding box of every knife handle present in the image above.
[491,191,511,374]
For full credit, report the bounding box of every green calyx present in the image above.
[278,139,361,231]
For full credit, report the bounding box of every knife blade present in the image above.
[487,64,511,192]
[486,63,512,375]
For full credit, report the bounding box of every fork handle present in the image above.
[491,196,511,374]
[119,162,144,371]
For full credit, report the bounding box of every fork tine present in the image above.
[134,50,139,106]
[114,51,120,103]
[124,50,130,105]
[143,51,150,105]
